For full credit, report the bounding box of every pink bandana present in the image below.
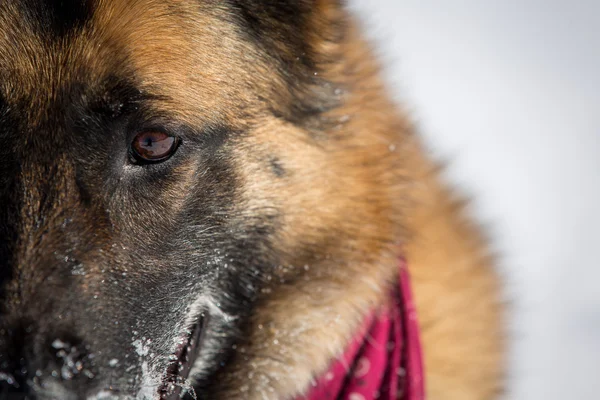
[297,261,425,400]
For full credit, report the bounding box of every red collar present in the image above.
[297,261,425,400]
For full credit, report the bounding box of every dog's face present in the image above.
[0,1,402,399]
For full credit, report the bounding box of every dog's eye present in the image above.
[130,131,179,164]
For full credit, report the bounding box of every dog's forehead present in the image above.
[0,0,263,127]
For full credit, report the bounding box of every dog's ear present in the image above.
[229,0,347,68]
[228,1,348,124]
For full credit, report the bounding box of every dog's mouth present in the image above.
[159,317,206,400]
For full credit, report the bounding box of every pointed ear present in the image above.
[227,1,348,125]
[228,0,347,68]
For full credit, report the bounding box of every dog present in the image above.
[0,1,504,399]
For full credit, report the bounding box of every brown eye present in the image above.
[130,131,179,164]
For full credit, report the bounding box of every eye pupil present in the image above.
[130,131,179,164]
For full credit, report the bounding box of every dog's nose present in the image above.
[46,337,96,382]
[0,324,97,399]
[0,375,33,398]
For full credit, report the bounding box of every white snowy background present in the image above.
[348,1,600,399]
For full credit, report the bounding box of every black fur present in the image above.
[0,96,20,308]
[0,68,277,398]
[269,156,286,178]
[227,1,313,65]
[17,0,94,38]
[228,0,346,128]
[0,2,318,399]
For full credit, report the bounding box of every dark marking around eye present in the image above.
[269,157,286,178]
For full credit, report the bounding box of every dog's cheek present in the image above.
[106,163,193,239]
[227,119,341,280]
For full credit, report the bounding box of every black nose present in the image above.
[0,323,96,399]
[0,379,33,400]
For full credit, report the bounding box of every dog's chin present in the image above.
[159,317,206,400]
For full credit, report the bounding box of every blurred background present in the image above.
[348,1,600,399]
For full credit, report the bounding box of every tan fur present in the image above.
[213,14,505,400]
[102,3,504,398]
[0,1,504,398]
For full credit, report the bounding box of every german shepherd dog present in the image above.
[0,1,504,399]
